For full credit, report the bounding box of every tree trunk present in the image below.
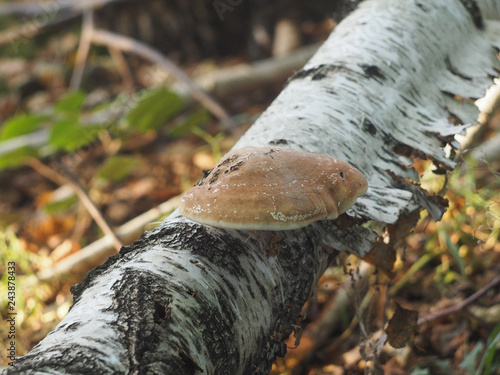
[6,0,499,374]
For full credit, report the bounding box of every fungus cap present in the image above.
[179,147,368,230]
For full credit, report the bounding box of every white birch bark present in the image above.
[5,0,499,374]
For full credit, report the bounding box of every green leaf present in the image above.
[477,323,500,375]
[0,146,39,170]
[42,195,79,214]
[168,109,210,138]
[0,114,47,141]
[460,341,484,372]
[411,359,452,374]
[126,87,183,132]
[54,91,86,119]
[96,154,141,184]
[49,121,101,152]
[410,367,430,375]
[442,229,466,277]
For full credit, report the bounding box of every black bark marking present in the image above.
[397,107,408,117]
[61,322,81,332]
[415,2,429,12]
[153,299,171,326]
[111,271,175,373]
[119,243,137,255]
[399,94,416,107]
[458,0,483,28]
[269,139,288,145]
[359,64,386,80]
[219,273,237,296]
[445,56,472,81]
[289,64,352,82]
[12,345,119,374]
[187,226,249,277]
[179,351,204,374]
[164,258,189,272]
[362,118,377,135]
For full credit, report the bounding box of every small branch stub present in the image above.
[179,147,368,230]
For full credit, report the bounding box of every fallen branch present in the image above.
[0,11,77,48]
[37,195,181,282]
[90,29,233,127]
[27,158,123,253]
[0,44,318,157]
[418,273,500,325]
[108,47,135,92]
[70,9,94,90]
[0,0,127,47]
[184,43,320,99]
[0,0,128,17]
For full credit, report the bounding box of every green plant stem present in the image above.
[388,253,436,297]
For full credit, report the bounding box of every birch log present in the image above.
[6,0,500,374]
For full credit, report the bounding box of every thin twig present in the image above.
[418,274,500,325]
[70,9,94,90]
[37,195,181,282]
[55,162,123,252]
[90,28,233,128]
[0,0,127,16]
[0,44,318,157]
[108,46,135,92]
[0,0,126,47]
[0,11,78,47]
[27,158,123,252]
[27,158,66,185]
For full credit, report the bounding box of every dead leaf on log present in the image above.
[363,241,396,277]
[386,304,418,348]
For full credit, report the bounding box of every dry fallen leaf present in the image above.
[362,241,396,277]
[386,304,418,348]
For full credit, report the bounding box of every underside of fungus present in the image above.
[179,147,368,230]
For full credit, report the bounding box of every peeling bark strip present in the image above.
[6,1,499,375]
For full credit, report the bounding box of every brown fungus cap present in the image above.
[179,147,368,230]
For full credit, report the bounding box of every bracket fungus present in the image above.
[179,147,368,230]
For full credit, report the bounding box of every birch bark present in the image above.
[5,0,499,374]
